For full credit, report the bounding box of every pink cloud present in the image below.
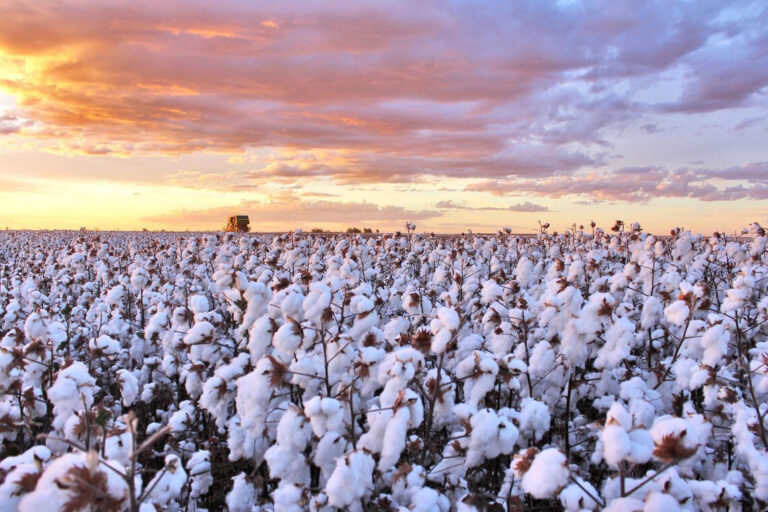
[0,0,765,190]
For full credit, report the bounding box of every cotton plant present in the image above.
[3,224,768,510]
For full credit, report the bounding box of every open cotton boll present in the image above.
[664,300,690,326]
[302,281,331,326]
[116,369,139,406]
[650,414,711,462]
[601,402,652,467]
[379,389,424,469]
[48,362,98,432]
[520,448,569,499]
[189,294,210,314]
[325,450,375,509]
[465,408,518,467]
[518,398,551,442]
[279,291,306,321]
[559,477,600,511]
[640,296,663,330]
[0,462,41,511]
[105,284,124,306]
[595,316,636,369]
[187,450,213,498]
[603,497,644,512]
[18,452,129,512]
[226,472,257,512]
[22,312,48,345]
[146,454,187,506]
[248,315,275,362]
[643,492,681,512]
[241,281,271,330]
[480,279,504,304]
[144,310,169,340]
[273,482,306,512]
[721,275,753,313]
[700,323,729,367]
[264,408,312,486]
[430,307,460,353]
[274,321,303,356]
[130,267,150,290]
[89,334,120,355]
[515,257,533,287]
[314,432,348,485]
[304,396,344,436]
[409,487,451,512]
[183,321,215,346]
[455,351,498,407]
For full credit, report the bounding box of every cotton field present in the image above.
[1,223,767,511]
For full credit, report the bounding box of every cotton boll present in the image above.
[48,361,98,433]
[518,398,551,442]
[18,452,129,512]
[430,307,460,354]
[348,298,379,341]
[183,321,215,347]
[146,454,187,506]
[650,414,710,462]
[304,397,344,436]
[627,429,653,464]
[89,334,120,356]
[116,369,139,406]
[520,448,569,499]
[273,482,306,512]
[516,258,534,287]
[226,472,257,512]
[105,285,124,306]
[265,407,312,485]
[559,477,600,511]
[325,450,375,509]
[187,450,213,498]
[700,323,729,367]
[409,487,450,512]
[242,281,271,331]
[643,492,680,512]
[314,432,348,485]
[455,351,498,407]
[640,296,663,330]
[721,275,753,313]
[601,402,652,467]
[594,317,635,369]
[664,300,690,326]
[602,424,632,467]
[130,267,150,290]
[383,316,409,344]
[480,279,504,305]
[379,389,423,470]
[279,290,306,321]
[603,497,644,512]
[303,281,331,326]
[248,315,275,362]
[0,462,41,511]
[274,321,303,356]
[465,408,518,467]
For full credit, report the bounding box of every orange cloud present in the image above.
[141,195,441,230]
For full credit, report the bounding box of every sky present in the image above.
[1,0,767,234]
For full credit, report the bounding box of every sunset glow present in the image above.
[1,1,767,233]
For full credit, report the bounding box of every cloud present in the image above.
[0,176,38,193]
[466,162,768,202]
[141,194,441,228]
[508,201,551,212]
[435,199,549,212]
[0,0,765,189]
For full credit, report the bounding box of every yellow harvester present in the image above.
[224,215,250,232]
